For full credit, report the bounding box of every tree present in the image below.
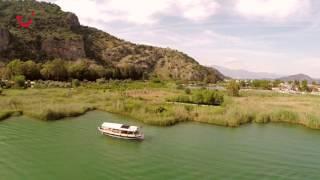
[41,59,68,81]
[112,68,121,79]
[0,67,7,79]
[22,60,41,80]
[273,80,282,87]
[227,80,240,97]
[294,80,300,87]
[68,61,88,80]
[142,72,149,81]
[301,80,310,92]
[88,64,106,80]
[6,59,24,78]
[239,80,247,88]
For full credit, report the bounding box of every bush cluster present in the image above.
[170,89,224,106]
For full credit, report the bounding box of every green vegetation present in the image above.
[0,111,11,121]
[227,80,240,97]
[251,80,272,90]
[0,59,146,81]
[301,80,311,92]
[169,89,224,106]
[1,81,320,130]
[72,79,80,87]
[13,75,26,88]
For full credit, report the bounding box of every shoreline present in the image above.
[2,108,320,131]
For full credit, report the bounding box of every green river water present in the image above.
[1,111,320,180]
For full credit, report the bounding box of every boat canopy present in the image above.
[101,122,139,132]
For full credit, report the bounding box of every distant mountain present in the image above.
[213,65,283,79]
[278,74,317,83]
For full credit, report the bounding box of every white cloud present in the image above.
[174,0,220,21]
[51,0,220,25]
[235,0,311,21]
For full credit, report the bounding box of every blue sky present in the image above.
[43,0,320,77]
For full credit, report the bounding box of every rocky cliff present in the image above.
[0,28,9,52]
[0,0,224,82]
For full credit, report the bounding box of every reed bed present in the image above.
[1,84,320,129]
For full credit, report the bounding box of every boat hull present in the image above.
[98,127,144,140]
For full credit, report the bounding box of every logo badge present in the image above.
[16,11,35,29]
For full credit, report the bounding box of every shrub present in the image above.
[13,75,26,88]
[170,90,224,106]
[96,78,106,84]
[194,90,224,105]
[172,95,190,103]
[192,92,204,104]
[176,84,184,90]
[184,88,191,94]
[151,77,161,83]
[251,80,272,90]
[184,105,194,112]
[227,80,240,97]
[0,80,5,88]
[72,79,80,87]
[155,106,167,113]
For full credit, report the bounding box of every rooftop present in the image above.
[101,122,139,132]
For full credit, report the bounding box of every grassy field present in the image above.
[1,81,320,129]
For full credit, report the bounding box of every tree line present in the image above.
[0,59,147,81]
[238,79,317,92]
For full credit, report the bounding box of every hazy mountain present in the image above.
[213,65,283,79]
[0,0,224,82]
[278,74,318,83]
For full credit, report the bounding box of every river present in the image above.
[1,111,320,180]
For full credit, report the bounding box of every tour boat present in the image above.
[98,122,144,140]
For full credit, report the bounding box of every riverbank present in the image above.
[0,81,320,129]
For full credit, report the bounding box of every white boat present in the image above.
[98,122,144,140]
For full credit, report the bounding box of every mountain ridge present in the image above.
[213,65,320,83]
[278,74,319,83]
[213,65,283,79]
[0,0,224,82]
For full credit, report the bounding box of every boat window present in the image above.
[121,125,130,129]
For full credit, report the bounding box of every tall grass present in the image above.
[1,83,320,130]
[0,111,22,121]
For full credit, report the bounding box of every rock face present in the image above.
[65,12,80,29]
[0,28,9,52]
[41,38,86,59]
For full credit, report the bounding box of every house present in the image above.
[276,82,299,94]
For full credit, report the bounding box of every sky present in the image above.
[42,0,320,78]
